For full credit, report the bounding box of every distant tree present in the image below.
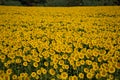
[67,0,83,6]
[18,0,47,6]
[46,0,68,6]
[18,0,30,6]
[39,0,47,4]
[0,0,120,6]
[114,0,120,5]
[0,0,5,5]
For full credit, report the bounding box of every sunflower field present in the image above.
[0,6,120,80]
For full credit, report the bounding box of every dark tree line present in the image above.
[0,0,120,6]
[18,0,47,6]
[114,0,120,5]
[0,0,47,6]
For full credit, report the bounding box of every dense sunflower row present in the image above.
[0,6,120,80]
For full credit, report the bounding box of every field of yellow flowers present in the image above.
[0,6,120,80]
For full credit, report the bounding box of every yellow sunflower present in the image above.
[79,73,84,79]
[86,72,94,79]
[33,62,38,68]
[49,68,56,76]
[60,72,68,80]
[31,72,36,78]
[115,62,120,69]
[37,69,41,75]
[108,66,116,74]
[6,69,12,75]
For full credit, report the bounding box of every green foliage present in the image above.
[4,1,22,5]
[82,0,118,6]
[67,0,83,6]
[46,0,67,6]
[0,0,120,6]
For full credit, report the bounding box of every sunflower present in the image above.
[0,54,6,61]
[84,68,89,73]
[0,70,4,75]
[102,63,108,68]
[79,53,84,59]
[93,65,99,71]
[69,76,72,80]
[104,67,109,72]
[64,65,69,70]
[86,60,92,65]
[50,62,54,66]
[59,68,63,73]
[49,68,56,76]
[79,73,84,79]
[53,64,58,69]
[72,75,78,80]
[80,60,85,65]
[4,75,10,80]
[115,62,120,69]
[90,68,95,74]
[51,78,55,80]
[23,55,28,61]
[15,58,21,64]
[44,61,49,67]
[92,62,98,66]
[98,57,102,62]
[76,61,81,67]
[74,54,79,61]
[69,60,75,66]
[4,63,9,68]
[53,59,58,64]
[0,74,4,80]
[41,68,47,74]
[58,60,64,65]
[33,62,38,68]
[24,77,30,80]
[20,73,25,78]
[31,72,36,78]
[6,69,12,75]
[34,57,40,63]
[24,73,28,77]
[37,69,41,75]
[62,54,68,60]
[60,72,68,80]
[12,74,17,80]
[23,61,28,66]
[108,74,114,80]
[95,73,101,79]
[58,54,62,60]
[108,66,116,74]
[62,64,66,69]
[86,72,94,79]
[102,55,108,61]
[92,52,98,57]
[100,70,107,77]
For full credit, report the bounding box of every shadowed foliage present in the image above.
[0,0,120,6]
